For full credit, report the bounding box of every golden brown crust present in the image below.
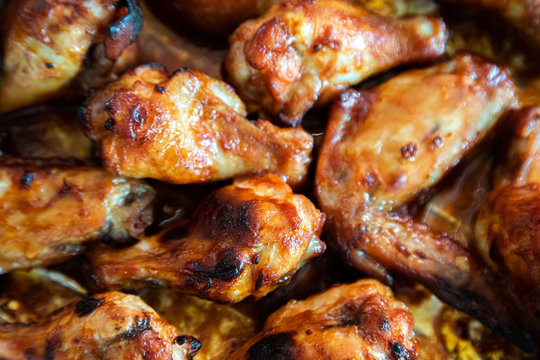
[224,0,448,125]
[229,279,419,360]
[91,174,326,303]
[0,0,142,113]
[82,64,313,186]
[0,159,155,273]
[314,54,536,349]
[0,291,200,359]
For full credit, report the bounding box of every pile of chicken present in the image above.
[0,0,539,358]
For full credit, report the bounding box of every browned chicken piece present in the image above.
[0,291,200,359]
[475,106,540,343]
[229,279,419,359]
[223,0,448,125]
[82,64,313,186]
[0,0,142,114]
[0,107,93,160]
[0,159,155,274]
[314,54,536,350]
[152,0,278,36]
[444,0,540,45]
[91,174,326,303]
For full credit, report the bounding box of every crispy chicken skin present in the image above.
[91,174,326,303]
[475,107,540,341]
[444,0,540,45]
[314,54,535,349]
[0,0,142,114]
[229,279,419,360]
[0,291,200,360]
[82,64,313,186]
[0,159,155,274]
[223,0,448,125]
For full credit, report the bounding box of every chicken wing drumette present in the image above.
[229,279,418,359]
[315,54,535,349]
[0,0,142,114]
[82,64,313,186]
[475,106,540,343]
[91,174,326,303]
[224,0,448,125]
[0,159,155,273]
[0,291,200,359]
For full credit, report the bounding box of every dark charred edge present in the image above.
[247,332,298,360]
[44,336,59,360]
[171,67,193,76]
[74,296,104,317]
[19,170,34,188]
[77,104,92,134]
[104,0,143,60]
[119,314,151,340]
[58,181,71,195]
[154,85,165,94]
[174,336,201,359]
[187,248,244,282]
[389,341,413,360]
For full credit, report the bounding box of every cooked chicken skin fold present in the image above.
[0,291,200,360]
[475,106,540,344]
[314,54,535,349]
[0,159,155,274]
[229,279,419,360]
[91,174,326,303]
[444,0,540,45]
[82,64,313,186]
[0,0,142,114]
[224,0,448,125]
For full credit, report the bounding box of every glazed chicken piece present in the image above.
[314,54,535,349]
[224,0,448,125]
[0,159,155,273]
[444,0,540,45]
[91,174,326,303]
[229,279,418,359]
[475,106,540,342]
[0,291,200,359]
[0,0,142,114]
[82,64,313,186]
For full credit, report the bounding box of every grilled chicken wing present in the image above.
[474,106,540,342]
[91,174,325,303]
[0,159,155,273]
[82,64,313,186]
[314,54,535,349]
[223,0,448,125]
[229,279,419,360]
[444,0,540,45]
[0,291,200,359]
[0,0,142,114]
